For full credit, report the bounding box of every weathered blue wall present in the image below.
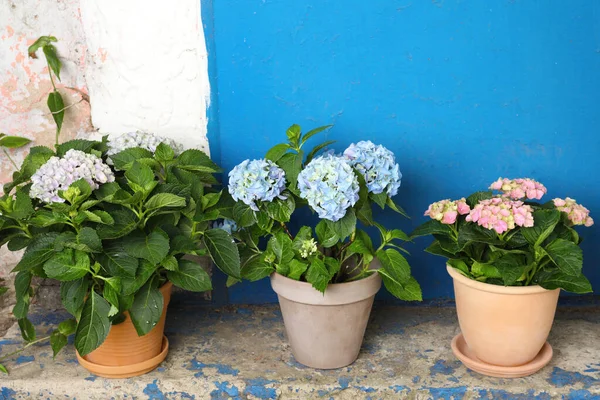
[203,0,600,303]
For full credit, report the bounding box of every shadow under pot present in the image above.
[76,282,173,378]
[270,269,381,369]
[447,265,559,378]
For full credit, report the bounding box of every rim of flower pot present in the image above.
[76,336,169,378]
[270,269,382,306]
[446,264,557,295]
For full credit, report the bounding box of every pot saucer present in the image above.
[451,333,552,378]
[76,336,169,379]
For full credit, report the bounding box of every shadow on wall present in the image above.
[202,0,600,302]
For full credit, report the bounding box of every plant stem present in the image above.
[337,229,356,259]
[46,61,57,91]
[280,222,293,240]
[0,335,52,363]
[449,223,459,241]
[2,148,19,170]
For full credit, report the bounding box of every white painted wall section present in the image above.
[80,0,211,154]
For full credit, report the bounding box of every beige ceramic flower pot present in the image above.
[270,270,382,369]
[447,265,560,367]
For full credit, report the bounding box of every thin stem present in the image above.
[449,223,459,242]
[337,229,357,259]
[346,267,372,282]
[48,98,84,115]
[2,148,18,170]
[0,335,52,362]
[46,61,57,91]
[280,222,293,240]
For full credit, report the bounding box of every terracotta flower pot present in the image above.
[270,270,381,369]
[76,282,173,378]
[447,265,559,367]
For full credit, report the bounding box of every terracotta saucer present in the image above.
[451,333,553,378]
[76,336,169,379]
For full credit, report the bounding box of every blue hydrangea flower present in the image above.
[30,149,115,203]
[228,159,287,211]
[297,154,360,222]
[214,219,238,234]
[343,140,402,197]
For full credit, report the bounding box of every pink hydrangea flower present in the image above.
[424,198,470,225]
[553,198,594,227]
[466,197,534,234]
[457,199,470,215]
[489,178,547,200]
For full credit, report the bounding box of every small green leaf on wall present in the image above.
[0,136,32,149]
[43,44,61,80]
[27,36,57,58]
[47,91,64,133]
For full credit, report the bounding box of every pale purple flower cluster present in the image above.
[107,132,184,156]
[228,159,287,211]
[343,140,402,197]
[553,198,594,227]
[490,178,547,200]
[30,149,115,203]
[297,154,360,222]
[424,198,470,224]
[466,197,534,234]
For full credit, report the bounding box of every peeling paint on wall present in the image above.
[0,0,92,187]
[0,0,94,321]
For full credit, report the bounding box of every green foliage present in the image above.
[411,189,594,294]
[0,135,32,149]
[230,124,420,301]
[167,259,212,292]
[28,36,65,146]
[129,279,163,336]
[75,291,111,356]
[0,135,239,361]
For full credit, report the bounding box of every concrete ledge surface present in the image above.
[1,301,599,399]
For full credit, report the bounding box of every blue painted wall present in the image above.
[203,0,600,302]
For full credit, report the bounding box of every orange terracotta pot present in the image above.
[76,282,173,378]
[447,265,559,367]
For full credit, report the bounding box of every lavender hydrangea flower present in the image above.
[343,140,402,197]
[297,154,360,222]
[228,159,287,211]
[107,132,184,156]
[214,218,239,234]
[30,149,115,203]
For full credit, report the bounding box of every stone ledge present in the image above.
[1,302,599,399]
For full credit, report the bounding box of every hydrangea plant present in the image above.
[411,178,594,293]
[0,133,240,369]
[226,124,421,301]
